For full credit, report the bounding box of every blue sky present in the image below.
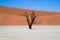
[0,0,60,12]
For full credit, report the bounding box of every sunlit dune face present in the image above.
[0,6,60,25]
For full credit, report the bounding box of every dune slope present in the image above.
[0,6,60,25]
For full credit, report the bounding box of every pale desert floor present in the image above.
[0,26,60,40]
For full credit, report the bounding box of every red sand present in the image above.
[0,6,60,25]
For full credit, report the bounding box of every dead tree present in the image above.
[23,11,38,29]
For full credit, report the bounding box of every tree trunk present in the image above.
[29,25,32,29]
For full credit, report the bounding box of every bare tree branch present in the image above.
[23,11,30,26]
[23,11,39,29]
[23,11,28,17]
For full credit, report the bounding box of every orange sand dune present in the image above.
[0,6,60,25]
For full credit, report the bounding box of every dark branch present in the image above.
[23,11,30,25]
[23,11,39,29]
